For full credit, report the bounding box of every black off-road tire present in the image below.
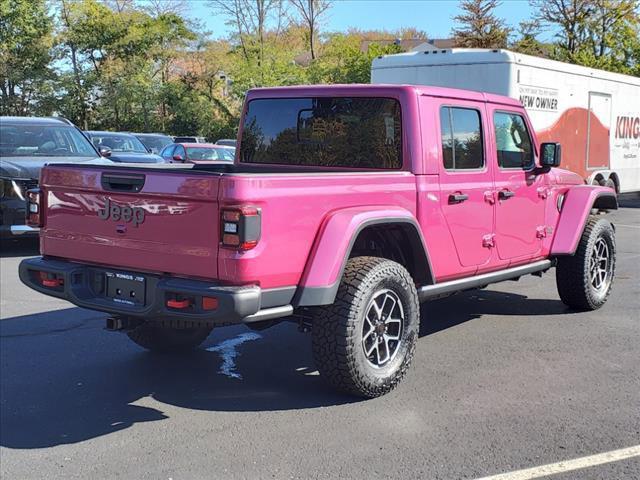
[605,177,617,192]
[311,256,420,398]
[127,323,212,353]
[556,216,615,311]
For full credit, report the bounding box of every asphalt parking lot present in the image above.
[1,196,639,480]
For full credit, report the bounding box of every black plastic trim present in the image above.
[293,216,434,307]
[18,257,295,326]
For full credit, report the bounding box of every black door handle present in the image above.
[448,193,469,204]
[498,190,515,200]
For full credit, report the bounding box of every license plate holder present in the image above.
[105,271,146,306]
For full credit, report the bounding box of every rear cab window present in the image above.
[240,97,403,169]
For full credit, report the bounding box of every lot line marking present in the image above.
[615,224,640,229]
[475,445,640,480]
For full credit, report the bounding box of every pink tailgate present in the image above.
[40,166,221,279]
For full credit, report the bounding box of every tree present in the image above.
[532,0,640,73]
[510,20,550,57]
[209,0,285,67]
[452,0,510,48]
[0,0,54,115]
[289,0,332,60]
[531,0,594,59]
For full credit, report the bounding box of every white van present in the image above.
[372,49,640,193]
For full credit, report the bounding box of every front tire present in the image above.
[556,216,615,311]
[127,323,212,353]
[311,256,420,398]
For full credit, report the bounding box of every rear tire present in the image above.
[311,256,420,398]
[127,324,212,352]
[556,216,615,311]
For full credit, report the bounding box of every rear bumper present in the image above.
[19,257,293,326]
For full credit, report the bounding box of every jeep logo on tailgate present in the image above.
[97,198,145,226]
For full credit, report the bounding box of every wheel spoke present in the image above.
[365,339,377,356]
[377,338,390,364]
[362,289,405,368]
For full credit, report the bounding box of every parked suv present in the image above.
[0,116,105,239]
[19,85,617,397]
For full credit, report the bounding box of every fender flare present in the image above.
[293,206,433,307]
[550,185,617,255]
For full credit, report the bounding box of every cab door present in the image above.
[437,104,495,268]
[489,108,545,260]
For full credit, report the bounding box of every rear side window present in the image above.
[440,107,484,170]
[494,112,534,169]
[240,97,402,169]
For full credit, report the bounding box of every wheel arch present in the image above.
[551,185,618,256]
[293,207,433,307]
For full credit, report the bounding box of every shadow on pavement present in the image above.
[617,192,640,208]
[0,237,39,258]
[420,288,573,336]
[1,288,572,449]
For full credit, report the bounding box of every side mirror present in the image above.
[540,142,561,168]
[98,146,112,158]
[172,154,184,162]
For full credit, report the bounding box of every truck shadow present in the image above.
[420,289,573,336]
[0,238,39,258]
[1,288,571,449]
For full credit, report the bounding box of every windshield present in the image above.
[88,133,148,153]
[136,135,172,153]
[240,97,402,169]
[0,123,97,158]
[186,147,235,161]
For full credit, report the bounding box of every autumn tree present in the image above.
[510,20,550,57]
[532,0,640,73]
[289,0,332,60]
[452,0,510,48]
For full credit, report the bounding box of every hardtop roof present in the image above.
[247,83,521,107]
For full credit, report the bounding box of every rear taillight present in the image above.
[220,205,261,251]
[26,188,43,227]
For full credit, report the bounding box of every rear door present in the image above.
[586,92,612,170]
[40,166,221,279]
[437,103,495,268]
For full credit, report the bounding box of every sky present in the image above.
[188,0,545,41]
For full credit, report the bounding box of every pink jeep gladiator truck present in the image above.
[20,85,618,398]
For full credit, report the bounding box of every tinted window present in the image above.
[136,135,172,153]
[174,145,186,158]
[88,133,148,153]
[440,107,484,170]
[185,147,232,161]
[161,145,175,158]
[0,124,96,158]
[494,112,534,169]
[241,97,402,169]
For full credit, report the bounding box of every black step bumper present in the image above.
[19,257,293,326]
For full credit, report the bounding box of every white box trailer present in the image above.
[372,49,640,193]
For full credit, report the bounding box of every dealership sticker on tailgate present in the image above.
[105,271,146,306]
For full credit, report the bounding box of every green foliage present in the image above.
[452,0,510,48]
[3,0,637,140]
[0,0,54,115]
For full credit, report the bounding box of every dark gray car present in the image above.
[0,116,108,239]
[84,131,165,163]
